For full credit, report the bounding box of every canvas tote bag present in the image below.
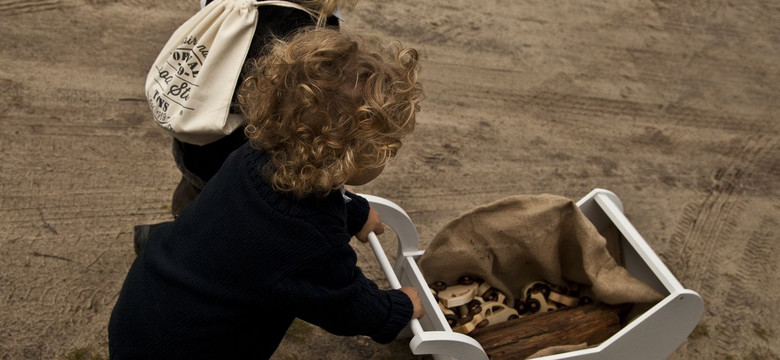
[146,0,319,145]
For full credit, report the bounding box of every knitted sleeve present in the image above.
[272,242,413,343]
[343,191,370,236]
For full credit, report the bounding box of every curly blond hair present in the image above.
[240,28,423,198]
[297,0,357,26]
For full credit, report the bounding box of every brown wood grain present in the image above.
[470,303,628,360]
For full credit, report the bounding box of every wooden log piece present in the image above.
[470,303,629,360]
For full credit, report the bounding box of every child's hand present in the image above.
[355,206,384,243]
[399,287,425,319]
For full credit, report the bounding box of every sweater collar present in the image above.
[241,143,347,221]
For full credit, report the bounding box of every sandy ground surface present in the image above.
[1,0,779,359]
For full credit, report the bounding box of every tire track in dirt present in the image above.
[652,0,780,38]
[663,135,779,357]
[0,0,62,16]
[0,0,197,17]
[712,215,779,358]
[86,0,196,12]
[612,48,777,100]
[667,135,776,285]
[430,71,771,134]
[526,90,770,134]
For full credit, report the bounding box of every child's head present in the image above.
[241,28,423,198]
[298,0,358,26]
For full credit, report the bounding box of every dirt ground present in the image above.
[1,0,778,359]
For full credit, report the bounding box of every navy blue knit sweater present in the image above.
[108,143,413,359]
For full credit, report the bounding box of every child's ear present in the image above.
[345,165,385,186]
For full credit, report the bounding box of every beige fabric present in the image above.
[145,0,317,145]
[528,343,589,358]
[418,194,663,306]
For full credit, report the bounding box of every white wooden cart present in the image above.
[363,188,704,360]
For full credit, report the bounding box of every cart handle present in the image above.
[368,231,489,360]
[367,231,425,337]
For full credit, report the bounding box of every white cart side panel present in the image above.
[397,256,451,333]
[592,192,685,294]
[576,188,624,231]
[361,194,424,260]
[365,195,489,360]
[365,190,702,360]
[386,244,490,360]
[409,330,489,360]
[398,260,495,360]
[576,190,671,295]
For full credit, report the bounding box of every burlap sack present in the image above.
[418,194,663,306]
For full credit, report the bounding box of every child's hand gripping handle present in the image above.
[367,231,425,336]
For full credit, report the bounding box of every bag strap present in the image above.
[254,0,321,23]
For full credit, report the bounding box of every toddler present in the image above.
[109,28,424,359]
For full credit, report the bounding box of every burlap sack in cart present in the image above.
[418,194,663,307]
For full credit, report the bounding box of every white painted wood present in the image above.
[363,190,703,360]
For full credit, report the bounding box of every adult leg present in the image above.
[170,127,247,216]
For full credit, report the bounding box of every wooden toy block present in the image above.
[463,299,484,316]
[528,291,558,313]
[438,300,459,327]
[480,287,506,304]
[477,282,492,298]
[438,282,479,308]
[548,291,579,307]
[452,313,488,334]
[521,281,551,299]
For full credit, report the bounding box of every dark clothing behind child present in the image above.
[171,2,341,214]
[109,143,414,359]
